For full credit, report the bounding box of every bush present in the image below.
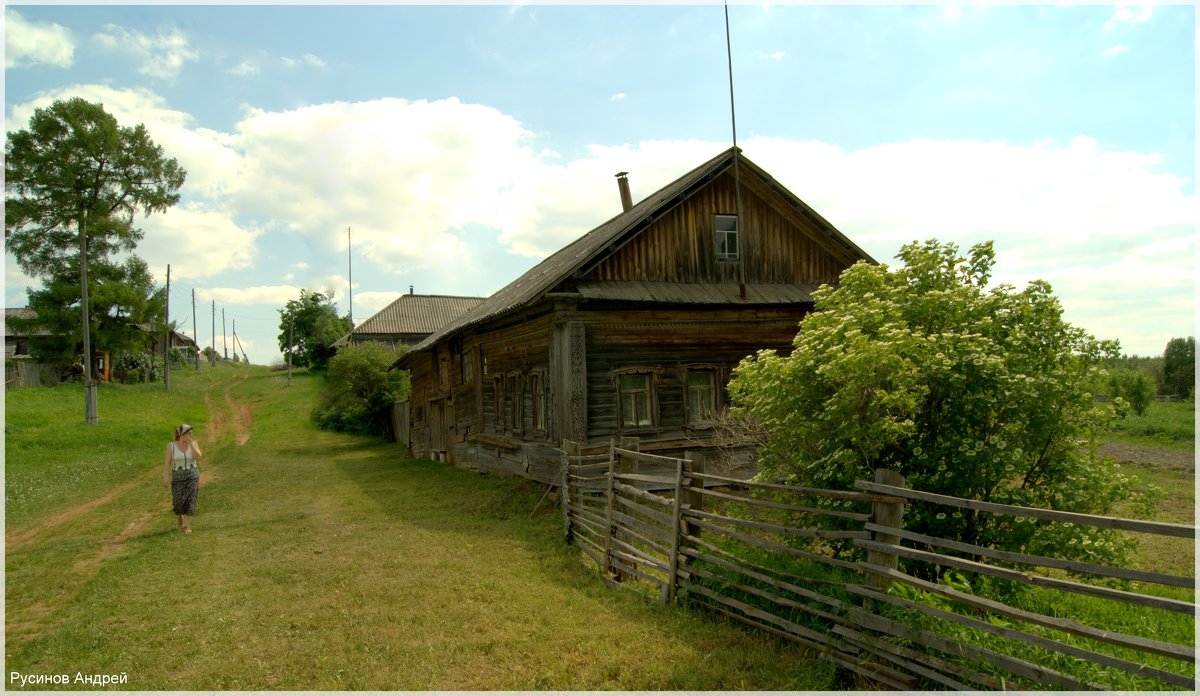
[1104,368,1156,416]
[315,342,410,437]
[729,239,1145,567]
[113,351,163,384]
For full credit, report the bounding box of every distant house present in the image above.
[390,148,875,483]
[137,324,200,362]
[4,308,48,360]
[334,292,485,351]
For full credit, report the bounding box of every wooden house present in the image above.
[334,292,485,351]
[391,148,874,483]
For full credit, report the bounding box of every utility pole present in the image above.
[80,209,97,424]
[287,317,294,387]
[222,308,228,360]
[192,289,199,372]
[233,322,249,364]
[165,264,171,390]
[211,299,216,366]
[347,226,353,328]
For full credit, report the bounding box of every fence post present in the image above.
[681,450,706,538]
[561,440,580,545]
[664,456,685,606]
[602,440,619,580]
[866,467,906,591]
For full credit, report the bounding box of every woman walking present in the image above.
[163,424,202,533]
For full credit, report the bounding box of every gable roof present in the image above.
[337,293,485,345]
[396,147,873,362]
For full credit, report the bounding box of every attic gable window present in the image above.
[715,214,739,261]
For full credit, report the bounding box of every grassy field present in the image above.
[5,365,838,690]
[1105,399,1196,451]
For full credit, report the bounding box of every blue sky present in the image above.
[4,2,1195,364]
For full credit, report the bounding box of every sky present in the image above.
[4,1,1195,365]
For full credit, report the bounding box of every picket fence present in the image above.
[559,440,1196,691]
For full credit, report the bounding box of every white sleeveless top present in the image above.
[169,442,199,481]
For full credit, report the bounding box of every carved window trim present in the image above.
[529,369,548,435]
[507,371,523,436]
[492,375,504,433]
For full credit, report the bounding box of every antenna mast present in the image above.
[725,2,746,295]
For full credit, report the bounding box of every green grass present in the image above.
[5,364,836,690]
[1106,400,1196,451]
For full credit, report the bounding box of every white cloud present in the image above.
[8,84,241,201]
[758,50,785,62]
[280,54,328,70]
[226,97,545,276]
[201,285,300,305]
[5,9,74,69]
[740,135,1194,354]
[138,203,261,282]
[1104,6,1154,31]
[1104,44,1131,57]
[92,24,198,80]
[354,291,403,314]
[227,60,260,76]
[610,93,626,101]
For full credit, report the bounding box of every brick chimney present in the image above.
[615,172,633,212]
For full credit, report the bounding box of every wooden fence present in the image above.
[560,440,1196,691]
[4,361,61,389]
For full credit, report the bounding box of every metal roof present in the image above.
[394,147,873,365]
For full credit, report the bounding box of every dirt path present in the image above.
[1099,442,1196,473]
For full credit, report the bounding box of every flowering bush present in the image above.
[729,240,1146,565]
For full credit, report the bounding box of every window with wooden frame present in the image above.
[461,348,475,385]
[615,370,656,429]
[685,369,719,427]
[715,214,739,261]
[529,370,547,433]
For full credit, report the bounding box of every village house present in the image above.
[390,147,875,483]
[334,291,485,351]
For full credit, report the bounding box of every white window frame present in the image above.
[715,214,739,261]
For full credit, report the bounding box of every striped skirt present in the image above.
[171,476,199,516]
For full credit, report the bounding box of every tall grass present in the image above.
[5,365,836,690]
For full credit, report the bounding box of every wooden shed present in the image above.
[391,147,874,482]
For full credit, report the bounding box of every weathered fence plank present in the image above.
[856,538,1196,614]
[689,485,872,521]
[859,562,1196,663]
[866,521,1195,588]
[848,582,1197,690]
[686,507,871,541]
[856,480,1196,539]
[850,607,1097,690]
